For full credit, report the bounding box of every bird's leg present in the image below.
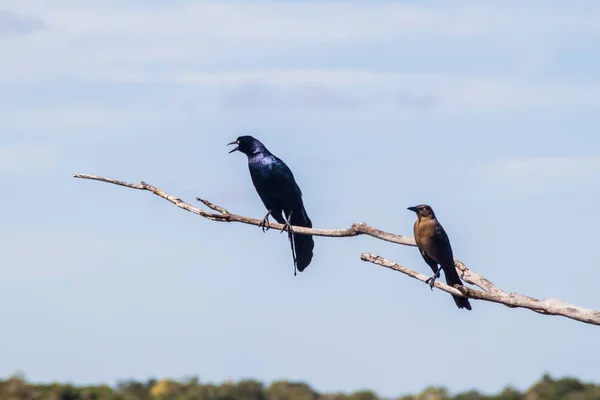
[280,211,293,235]
[287,229,298,277]
[425,268,441,290]
[258,209,272,232]
[280,211,298,276]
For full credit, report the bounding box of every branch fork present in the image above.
[73,174,600,326]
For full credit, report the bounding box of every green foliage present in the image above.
[0,373,597,400]
[524,374,598,400]
[266,380,317,400]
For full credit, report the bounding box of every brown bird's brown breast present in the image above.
[414,216,441,262]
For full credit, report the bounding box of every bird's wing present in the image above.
[419,247,440,275]
[419,247,436,265]
[433,222,454,264]
[270,157,302,197]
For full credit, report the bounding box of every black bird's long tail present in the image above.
[442,262,472,310]
[288,205,314,272]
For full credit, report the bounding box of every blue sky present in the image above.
[1,0,600,396]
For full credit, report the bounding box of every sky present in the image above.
[1,0,600,397]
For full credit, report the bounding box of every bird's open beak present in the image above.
[227,141,239,154]
[407,206,418,213]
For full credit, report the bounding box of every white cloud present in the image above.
[0,146,58,174]
[3,71,597,121]
[1,107,186,136]
[1,1,599,115]
[2,1,600,84]
[0,3,441,82]
[64,69,599,112]
[207,72,599,112]
[2,3,475,42]
[0,10,44,36]
[485,156,600,188]
[221,82,362,111]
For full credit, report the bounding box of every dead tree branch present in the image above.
[73,173,600,326]
[360,253,600,325]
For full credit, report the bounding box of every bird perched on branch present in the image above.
[408,204,472,310]
[228,135,314,275]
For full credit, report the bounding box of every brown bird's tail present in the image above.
[443,263,472,310]
[290,205,314,272]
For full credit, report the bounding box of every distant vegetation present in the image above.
[0,373,597,400]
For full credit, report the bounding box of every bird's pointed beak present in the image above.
[227,141,239,154]
[407,206,419,213]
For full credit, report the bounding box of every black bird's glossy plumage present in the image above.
[228,135,314,273]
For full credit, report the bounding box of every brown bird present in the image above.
[408,204,472,310]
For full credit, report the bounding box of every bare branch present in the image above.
[359,253,470,298]
[73,174,416,243]
[454,259,508,297]
[360,253,600,326]
[73,173,600,327]
[197,198,230,215]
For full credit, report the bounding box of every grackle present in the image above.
[408,204,472,310]
[228,135,314,275]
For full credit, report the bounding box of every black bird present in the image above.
[228,135,314,274]
[408,204,472,310]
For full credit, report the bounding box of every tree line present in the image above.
[0,373,597,400]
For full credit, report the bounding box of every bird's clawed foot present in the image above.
[425,270,441,291]
[280,211,293,235]
[259,210,272,232]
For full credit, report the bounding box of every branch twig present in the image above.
[73,173,600,326]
